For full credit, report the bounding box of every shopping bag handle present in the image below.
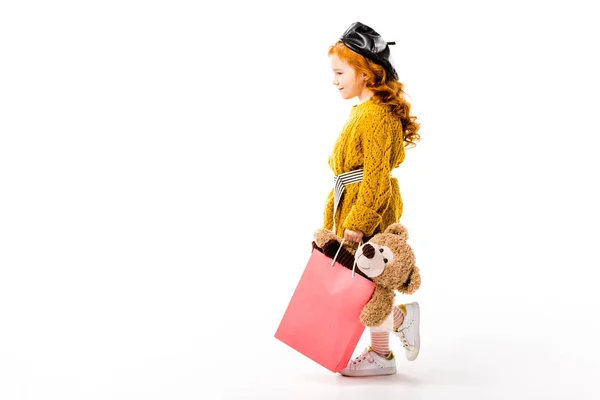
[330,238,363,279]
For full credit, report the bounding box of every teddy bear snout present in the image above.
[362,243,376,259]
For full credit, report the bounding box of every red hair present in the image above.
[328,41,421,148]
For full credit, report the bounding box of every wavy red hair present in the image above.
[328,41,421,148]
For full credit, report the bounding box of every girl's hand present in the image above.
[344,228,364,244]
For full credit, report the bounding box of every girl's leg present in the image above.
[371,305,405,357]
[394,304,406,330]
[393,302,421,361]
[369,326,391,358]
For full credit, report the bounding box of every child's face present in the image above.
[330,54,366,100]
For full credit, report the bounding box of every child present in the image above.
[323,21,422,377]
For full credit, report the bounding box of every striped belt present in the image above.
[332,169,364,233]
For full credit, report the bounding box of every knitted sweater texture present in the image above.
[323,98,405,238]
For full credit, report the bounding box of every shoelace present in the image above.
[396,318,415,349]
[351,350,375,365]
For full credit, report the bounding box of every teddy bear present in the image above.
[312,223,421,328]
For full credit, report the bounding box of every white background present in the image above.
[1,1,599,399]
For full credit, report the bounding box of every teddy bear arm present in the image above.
[397,266,422,295]
[359,287,395,327]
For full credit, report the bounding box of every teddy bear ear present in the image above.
[384,223,409,241]
[314,228,341,248]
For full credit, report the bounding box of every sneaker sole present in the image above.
[407,302,420,361]
[339,366,397,377]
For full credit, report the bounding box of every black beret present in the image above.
[340,21,398,81]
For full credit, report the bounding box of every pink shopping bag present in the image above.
[274,248,375,372]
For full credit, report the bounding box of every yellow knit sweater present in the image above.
[323,98,405,239]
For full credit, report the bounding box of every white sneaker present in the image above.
[339,347,396,377]
[394,302,420,361]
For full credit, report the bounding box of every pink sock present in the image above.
[393,306,404,330]
[370,329,390,358]
[370,307,405,357]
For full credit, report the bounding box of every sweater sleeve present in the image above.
[342,116,393,236]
